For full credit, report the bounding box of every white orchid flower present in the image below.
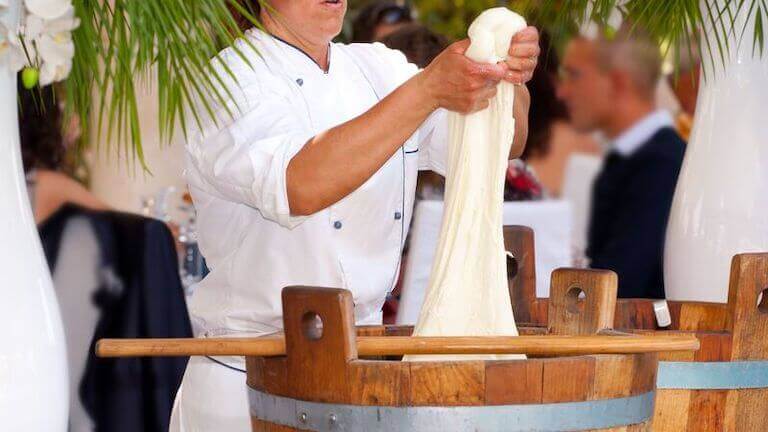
[4,3,79,85]
[25,0,72,21]
[38,55,70,84]
[0,20,27,72]
[0,23,8,59]
[0,2,11,60]
[35,8,78,84]
[24,5,78,84]
[24,5,78,39]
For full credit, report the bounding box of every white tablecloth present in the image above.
[397,200,573,325]
[561,153,603,255]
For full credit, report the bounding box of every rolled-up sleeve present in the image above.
[186,53,313,229]
[366,42,450,177]
[417,108,449,176]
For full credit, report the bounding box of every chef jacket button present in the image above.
[394,212,402,220]
[296,78,304,86]
[333,221,342,229]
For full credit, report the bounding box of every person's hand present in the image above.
[417,39,510,114]
[503,26,540,85]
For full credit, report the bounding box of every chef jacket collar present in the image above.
[269,33,333,74]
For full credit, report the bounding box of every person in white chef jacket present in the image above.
[170,1,540,430]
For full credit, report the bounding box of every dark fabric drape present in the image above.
[40,205,192,432]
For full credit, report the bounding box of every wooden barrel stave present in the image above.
[505,226,768,431]
[247,270,661,431]
[508,225,768,431]
[248,353,656,431]
[651,254,768,431]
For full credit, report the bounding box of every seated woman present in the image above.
[19,83,108,224]
[21,83,190,432]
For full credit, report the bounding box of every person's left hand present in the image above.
[504,26,540,85]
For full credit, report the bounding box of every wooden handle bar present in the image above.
[97,334,699,358]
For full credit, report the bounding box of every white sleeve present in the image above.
[365,43,450,176]
[417,108,449,176]
[368,42,420,86]
[185,52,313,229]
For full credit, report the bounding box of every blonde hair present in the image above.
[595,24,661,99]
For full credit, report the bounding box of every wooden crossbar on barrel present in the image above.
[96,280,697,431]
[96,334,698,358]
[504,226,768,431]
[97,263,706,430]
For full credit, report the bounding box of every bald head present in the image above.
[593,26,662,99]
[558,25,662,135]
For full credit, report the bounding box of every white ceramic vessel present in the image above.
[664,0,768,302]
[0,0,69,429]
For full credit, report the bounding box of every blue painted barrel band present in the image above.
[657,361,768,390]
[249,388,654,432]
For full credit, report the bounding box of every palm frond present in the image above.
[415,1,766,70]
[64,0,262,170]
[64,0,766,168]
[514,0,766,73]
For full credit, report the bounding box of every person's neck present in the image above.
[260,11,330,71]
[604,98,656,139]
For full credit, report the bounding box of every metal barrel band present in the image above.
[249,389,654,432]
[657,360,768,390]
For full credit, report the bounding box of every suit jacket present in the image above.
[587,127,686,298]
[40,205,192,432]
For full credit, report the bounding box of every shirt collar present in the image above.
[611,109,675,156]
[259,30,333,74]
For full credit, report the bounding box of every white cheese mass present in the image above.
[406,8,528,361]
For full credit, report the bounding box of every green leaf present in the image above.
[65,0,263,171]
[63,0,768,171]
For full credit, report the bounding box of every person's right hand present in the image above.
[417,39,510,115]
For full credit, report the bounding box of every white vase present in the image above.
[0,1,69,430]
[664,0,768,302]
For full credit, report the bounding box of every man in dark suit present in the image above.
[558,27,686,298]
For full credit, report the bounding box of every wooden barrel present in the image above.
[503,225,730,330]
[503,227,768,430]
[634,254,768,431]
[556,255,768,431]
[247,270,662,431]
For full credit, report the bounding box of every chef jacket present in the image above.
[184,29,449,337]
